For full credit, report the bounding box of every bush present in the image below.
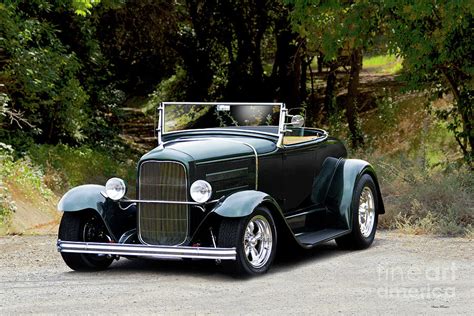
[27,144,138,195]
[375,157,473,237]
[0,143,55,230]
[0,4,89,143]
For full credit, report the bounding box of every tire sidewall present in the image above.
[351,174,379,248]
[58,212,113,270]
[236,207,277,275]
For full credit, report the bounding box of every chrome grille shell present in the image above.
[138,161,189,246]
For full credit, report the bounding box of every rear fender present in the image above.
[312,158,385,229]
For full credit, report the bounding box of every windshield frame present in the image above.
[157,102,287,148]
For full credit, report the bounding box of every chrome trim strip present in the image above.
[215,185,250,194]
[162,102,284,106]
[57,240,236,260]
[157,102,164,146]
[137,160,189,247]
[128,199,199,205]
[122,199,219,205]
[277,104,287,148]
[164,127,279,139]
[195,155,255,165]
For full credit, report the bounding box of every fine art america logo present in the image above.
[376,263,457,299]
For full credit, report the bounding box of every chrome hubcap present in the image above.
[243,215,273,268]
[358,187,376,238]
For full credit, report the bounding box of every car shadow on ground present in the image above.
[75,238,385,279]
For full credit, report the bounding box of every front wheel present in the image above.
[218,207,277,276]
[336,174,379,250]
[58,212,114,271]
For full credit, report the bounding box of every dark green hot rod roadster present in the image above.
[57,102,384,275]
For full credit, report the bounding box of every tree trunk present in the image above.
[324,62,338,114]
[271,17,302,108]
[300,56,309,103]
[441,69,473,160]
[318,52,324,74]
[308,57,315,103]
[345,48,364,147]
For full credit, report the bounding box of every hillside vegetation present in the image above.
[0,1,472,236]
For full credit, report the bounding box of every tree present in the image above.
[286,0,381,147]
[0,1,88,143]
[96,0,179,94]
[383,1,473,162]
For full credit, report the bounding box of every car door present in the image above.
[281,143,319,213]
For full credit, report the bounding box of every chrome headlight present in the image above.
[190,180,212,203]
[105,177,127,201]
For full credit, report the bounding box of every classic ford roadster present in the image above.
[57,102,384,275]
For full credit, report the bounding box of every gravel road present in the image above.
[0,231,472,315]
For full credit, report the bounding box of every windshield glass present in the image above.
[161,103,282,134]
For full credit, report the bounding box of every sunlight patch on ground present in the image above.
[363,55,403,74]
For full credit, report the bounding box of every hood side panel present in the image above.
[195,157,256,200]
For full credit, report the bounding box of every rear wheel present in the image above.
[218,207,277,276]
[336,174,379,250]
[58,212,114,271]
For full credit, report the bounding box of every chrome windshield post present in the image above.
[156,102,164,146]
[277,103,287,148]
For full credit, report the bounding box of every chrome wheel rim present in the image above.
[243,215,273,269]
[358,187,376,238]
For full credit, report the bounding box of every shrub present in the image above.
[27,144,138,195]
[0,143,55,230]
[375,157,473,237]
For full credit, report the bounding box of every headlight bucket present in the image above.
[105,177,127,201]
[190,180,212,203]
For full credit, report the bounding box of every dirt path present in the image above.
[0,231,472,314]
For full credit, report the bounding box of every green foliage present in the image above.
[363,55,398,68]
[0,143,56,229]
[363,55,403,74]
[375,88,398,128]
[286,0,381,59]
[0,145,16,228]
[146,67,190,113]
[0,2,88,143]
[383,0,474,162]
[72,0,101,16]
[27,144,137,195]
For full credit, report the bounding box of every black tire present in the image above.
[336,174,379,250]
[218,207,277,276]
[58,212,114,271]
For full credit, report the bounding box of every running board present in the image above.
[296,228,349,246]
[57,240,236,260]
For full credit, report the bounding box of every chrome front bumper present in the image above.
[57,240,236,260]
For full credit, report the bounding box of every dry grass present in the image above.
[353,93,473,237]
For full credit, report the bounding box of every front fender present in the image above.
[212,190,307,250]
[58,184,106,214]
[212,190,280,218]
[58,184,136,242]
